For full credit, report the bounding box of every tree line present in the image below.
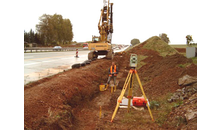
[24,13,74,46]
[24,29,41,44]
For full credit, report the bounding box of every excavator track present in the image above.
[88,51,98,60]
[106,50,113,59]
[88,52,94,60]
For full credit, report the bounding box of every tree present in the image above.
[24,30,29,43]
[36,14,52,45]
[62,19,73,44]
[34,33,41,44]
[159,33,170,44]
[36,13,74,45]
[131,38,140,46]
[24,30,37,43]
[186,35,193,45]
[29,29,35,43]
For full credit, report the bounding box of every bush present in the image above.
[159,33,170,44]
[131,38,140,46]
[150,100,160,110]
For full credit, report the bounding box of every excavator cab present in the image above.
[92,36,100,43]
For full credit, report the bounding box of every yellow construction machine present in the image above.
[88,0,114,60]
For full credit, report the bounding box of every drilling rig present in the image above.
[88,0,114,60]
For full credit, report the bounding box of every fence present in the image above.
[24,47,82,53]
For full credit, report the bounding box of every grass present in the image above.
[175,116,187,127]
[150,100,160,110]
[122,111,148,125]
[142,36,178,57]
[190,57,197,65]
[150,93,172,126]
[124,42,143,52]
[137,55,148,69]
[150,92,185,126]
[177,63,192,68]
[122,112,133,123]
[170,44,197,48]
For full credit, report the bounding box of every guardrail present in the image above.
[24,47,83,53]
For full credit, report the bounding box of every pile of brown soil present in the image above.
[139,53,195,98]
[118,36,196,99]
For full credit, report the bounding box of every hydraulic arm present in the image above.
[88,0,114,60]
[98,0,113,43]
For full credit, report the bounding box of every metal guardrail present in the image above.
[24,47,82,53]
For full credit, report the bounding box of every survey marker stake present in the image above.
[99,106,102,118]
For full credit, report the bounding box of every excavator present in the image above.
[88,0,114,60]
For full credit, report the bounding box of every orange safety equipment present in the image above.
[132,97,147,107]
[109,65,117,76]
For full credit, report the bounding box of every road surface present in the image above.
[24,47,128,85]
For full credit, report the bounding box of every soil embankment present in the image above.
[24,36,197,129]
[24,59,111,129]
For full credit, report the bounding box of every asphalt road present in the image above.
[24,50,90,84]
[24,47,128,85]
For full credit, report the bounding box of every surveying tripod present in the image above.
[110,68,154,122]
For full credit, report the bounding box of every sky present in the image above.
[23,0,218,45]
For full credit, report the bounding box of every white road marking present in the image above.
[24,62,40,66]
[24,56,34,58]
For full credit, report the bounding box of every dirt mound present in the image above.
[121,36,195,99]
[143,63,197,99]
[139,53,192,81]
[137,53,196,99]
[142,36,178,57]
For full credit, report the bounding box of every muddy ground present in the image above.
[24,36,197,130]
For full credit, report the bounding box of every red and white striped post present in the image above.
[76,49,79,58]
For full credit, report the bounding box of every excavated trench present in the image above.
[24,58,112,129]
[24,36,197,130]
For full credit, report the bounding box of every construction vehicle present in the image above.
[88,0,114,60]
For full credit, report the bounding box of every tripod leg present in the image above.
[111,71,133,122]
[127,73,134,112]
[118,70,133,100]
[135,71,154,122]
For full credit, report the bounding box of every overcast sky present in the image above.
[23,0,219,45]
